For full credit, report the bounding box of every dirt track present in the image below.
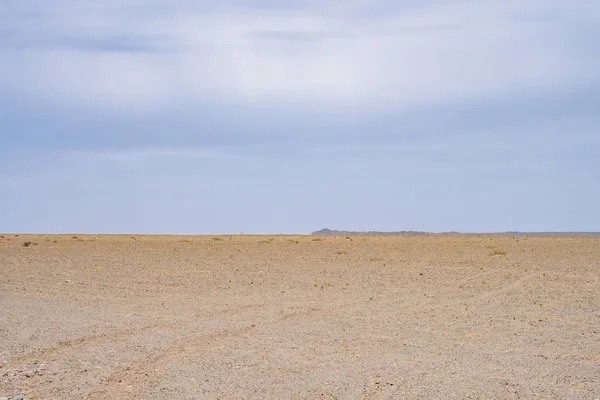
[1,234,599,399]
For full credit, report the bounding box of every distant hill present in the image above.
[311,228,600,237]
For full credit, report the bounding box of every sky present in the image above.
[1,0,599,234]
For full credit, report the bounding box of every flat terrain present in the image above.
[1,234,599,399]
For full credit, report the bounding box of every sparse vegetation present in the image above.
[212,237,223,241]
[335,251,347,255]
[23,241,32,247]
[313,282,334,290]
[312,238,322,242]
[492,250,507,256]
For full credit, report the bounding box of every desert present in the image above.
[1,234,599,399]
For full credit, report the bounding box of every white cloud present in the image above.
[1,0,598,112]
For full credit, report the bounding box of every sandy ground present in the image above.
[1,234,599,399]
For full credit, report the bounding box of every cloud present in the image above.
[1,1,599,234]
[9,35,171,53]
[1,0,598,112]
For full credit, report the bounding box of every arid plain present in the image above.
[1,234,599,399]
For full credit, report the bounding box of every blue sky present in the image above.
[1,0,599,234]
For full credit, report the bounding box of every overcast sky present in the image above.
[1,0,599,234]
